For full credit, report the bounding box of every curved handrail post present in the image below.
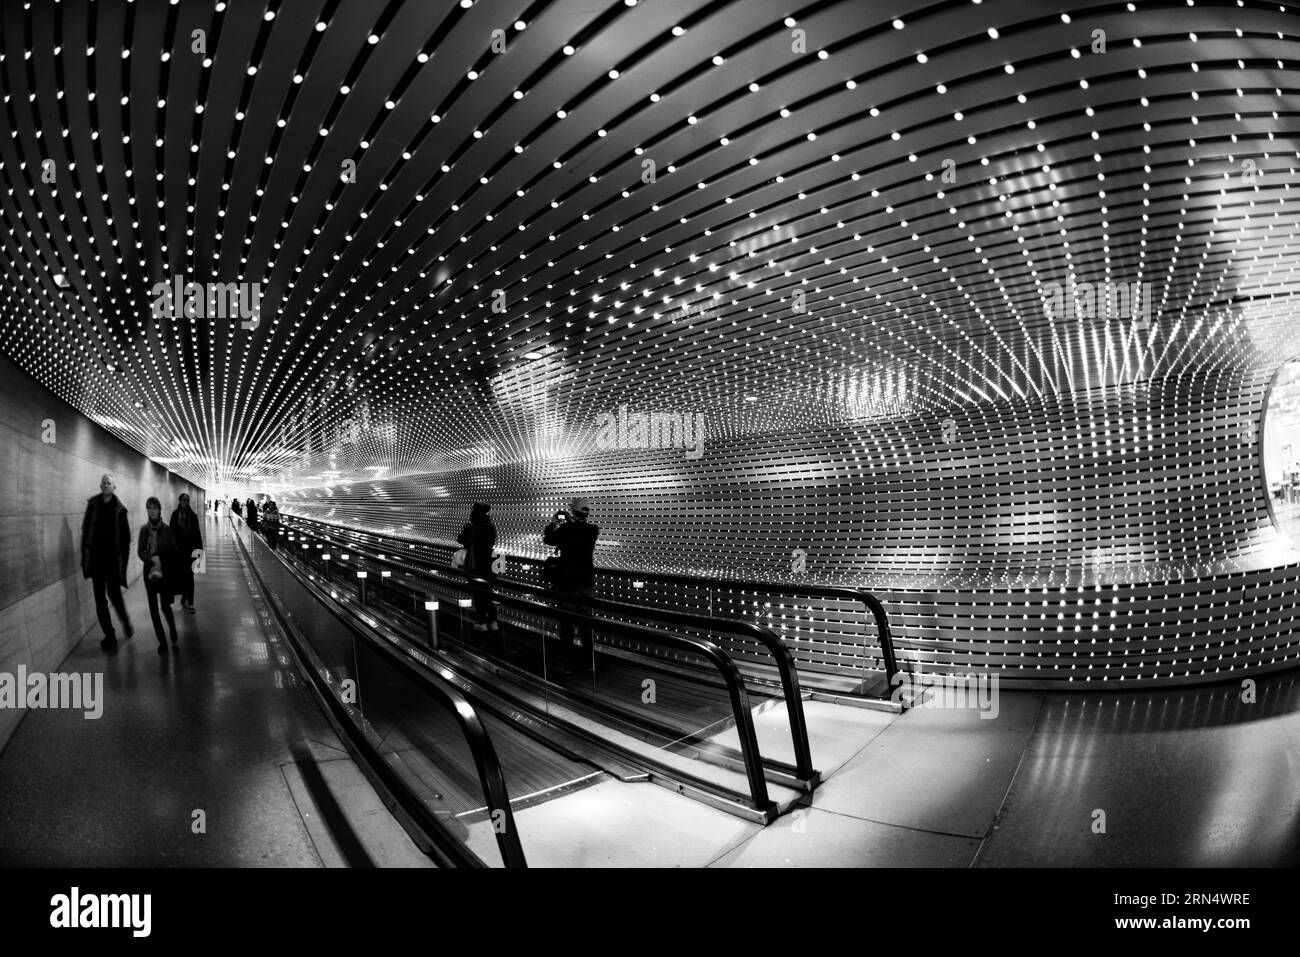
[551,585,817,786]
[854,590,899,685]
[709,653,770,809]
[445,698,528,868]
[758,631,817,784]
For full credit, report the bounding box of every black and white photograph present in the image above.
[0,0,1295,936]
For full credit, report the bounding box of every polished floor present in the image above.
[453,673,1300,867]
[709,675,1300,867]
[2,514,1299,866]
[0,514,427,867]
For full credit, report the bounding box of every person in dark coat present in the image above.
[138,496,179,653]
[169,492,203,614]
[81,473,134,650]
[456,503,499,637]
[543,497,600,670]
[261,500,280,548]
[231,498,242,518]
[245,497,259,531]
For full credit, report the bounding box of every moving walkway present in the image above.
[230,512,898,865]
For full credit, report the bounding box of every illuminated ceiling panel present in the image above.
[0,0,1297,491]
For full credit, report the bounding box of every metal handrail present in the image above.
[447,568,816,786]
[229,514,528,867]
[451,572,774,811]
[281,514,899,686]
[347,560,774,813]
[276,525,781,811]
[507,554,899,688]
[282,518,817,786]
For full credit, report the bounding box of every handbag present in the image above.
[451,548,468,570]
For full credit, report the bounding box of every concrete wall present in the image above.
[0,352,204,751]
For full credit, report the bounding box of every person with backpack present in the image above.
[456,503,500,639]
[543,498,599,671]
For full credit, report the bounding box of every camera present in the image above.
[553,510,568,522]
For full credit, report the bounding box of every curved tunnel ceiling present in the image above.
[1,0,1299,492]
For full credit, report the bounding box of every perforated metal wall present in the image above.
[282,334,1300,687]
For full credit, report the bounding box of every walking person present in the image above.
[543,498,600,671]
[245,497,259,531]
[456,503,500,640]
[138,497,180,653]
[170,492,203,614]
[231,498,242,519]
[81,474,134,650]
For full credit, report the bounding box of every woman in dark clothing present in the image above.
[138,496,179,653]
[245,497,259,531]
[456,503,499,636]
[231,498,242,518]
[170,492,203,614]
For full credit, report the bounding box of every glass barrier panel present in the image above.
[233,519,505,867]
[350,634,505,867]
